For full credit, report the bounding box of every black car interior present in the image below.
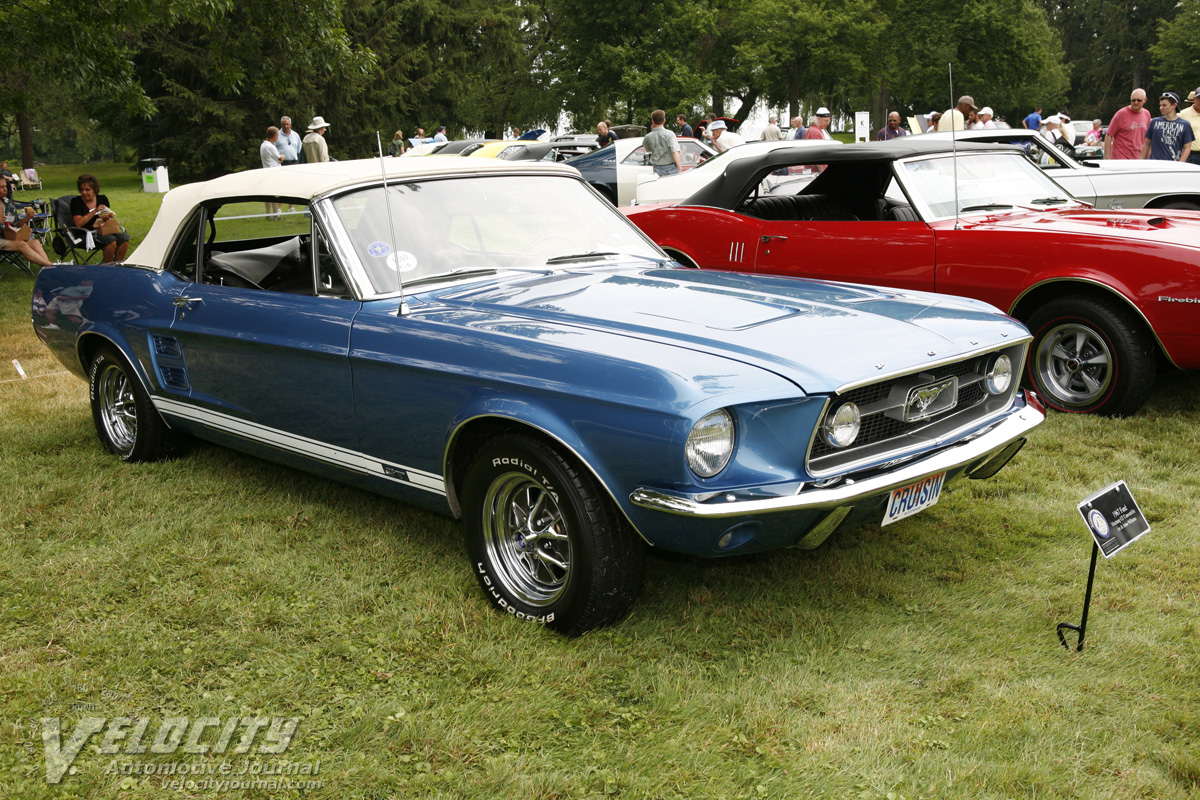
[736,160,918,222]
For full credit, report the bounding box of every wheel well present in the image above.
[444,417,586,519]
[662,247,698,269]
[1009,280,1169,367]
[76,333,167,408]
[1144,196,1200,210]
[77,333,109,373]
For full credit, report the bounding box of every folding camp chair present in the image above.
[0,238,37,279]
[18,168,42,191]
[49,196,104,264]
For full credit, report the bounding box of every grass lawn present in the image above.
[2,166,1200,799]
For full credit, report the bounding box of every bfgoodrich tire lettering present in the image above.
[89,345,177,462]
[462,433,644,635]
[1025,295,1155,416]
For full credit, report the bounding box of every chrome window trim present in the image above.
[313,171,666,302]
[893,150,1081,223]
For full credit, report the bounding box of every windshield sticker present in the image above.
[387,251,419,273]
[367,241,391,258]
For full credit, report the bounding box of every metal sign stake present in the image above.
[1056,541,1099,651]
[1057,480,1150,653]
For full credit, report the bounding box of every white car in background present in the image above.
[923,129,1200,210]
[631,140,840,206]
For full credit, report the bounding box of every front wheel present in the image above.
[1025,295,1155,416]
[89,345,177,461]
[462,433,644,635]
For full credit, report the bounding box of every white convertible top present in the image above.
[129,157,579,269]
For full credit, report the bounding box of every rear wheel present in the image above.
[1025,296,1155,416]
[462,433,644,635]
[89,345,177,461]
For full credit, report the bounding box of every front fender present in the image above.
[443,391,688,542]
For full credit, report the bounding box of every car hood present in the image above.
[961,206,1200,248]
[433,265,1028,395]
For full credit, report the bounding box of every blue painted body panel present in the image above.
[566,146,619,199]
[33,257,1034,556]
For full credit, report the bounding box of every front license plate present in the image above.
[882,472,946,526]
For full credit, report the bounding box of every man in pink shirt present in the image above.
[1104,89,1151,159]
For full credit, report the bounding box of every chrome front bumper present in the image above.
[630,403,1043,518]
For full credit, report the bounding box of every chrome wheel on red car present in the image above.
[1034,321,1114,406]
[1026,296,1155,417]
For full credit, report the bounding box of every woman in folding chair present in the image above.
[1,179,52,270]
[71,173,131,262]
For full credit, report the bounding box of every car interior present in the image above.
[165,200,351,297]
[735,160,919,222]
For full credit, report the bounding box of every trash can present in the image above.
[137,158,169,193]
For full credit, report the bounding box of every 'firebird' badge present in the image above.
[905,378,958,422]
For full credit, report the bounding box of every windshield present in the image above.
[328,174,662,292]
[899,151,1083,220]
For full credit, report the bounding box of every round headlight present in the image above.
[985,354,1013,395]
[822,402,861,448]
[686,409,735,478]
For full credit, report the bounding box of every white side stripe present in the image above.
[153,396,446,496]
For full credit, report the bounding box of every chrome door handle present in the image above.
[760,235,788,243]
[173,296,202,308]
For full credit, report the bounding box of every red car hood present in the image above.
[961,207,1200,249]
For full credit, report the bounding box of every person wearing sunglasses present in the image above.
[1104,89,1150,159]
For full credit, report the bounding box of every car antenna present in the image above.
[376,131,410,316]
[949,63,961,230]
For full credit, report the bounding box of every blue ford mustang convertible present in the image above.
[32,158,1043,634]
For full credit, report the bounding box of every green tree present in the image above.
[331,0,564,152]
[892,0,1068,124]
[548,0,711,128]
[112,0,373,179]
[1043,0,1180,120]
[1149,0,1200,97]
[732,0,886,122]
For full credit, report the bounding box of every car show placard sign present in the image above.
[1077,480,1150,558]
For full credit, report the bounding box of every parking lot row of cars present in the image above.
[27,127,1200,634]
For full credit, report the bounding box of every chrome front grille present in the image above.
[807,342,1027,476]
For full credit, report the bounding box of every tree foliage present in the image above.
[17,0,1193,174]
[1043,0,1181,120]
[1149,0,1200,99]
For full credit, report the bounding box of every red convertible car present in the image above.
[624,139,1200,416]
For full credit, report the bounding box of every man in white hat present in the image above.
[303,116,331,163]
[1180,87,1200,165]
[805,107,832,139]
[707,120,744,153]
[974,107,996,130]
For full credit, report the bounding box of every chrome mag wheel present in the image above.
[1034,322,1114,408]
[97,362,138,454]
[480,472,572,606]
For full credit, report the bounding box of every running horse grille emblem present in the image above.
[905,378,958,422]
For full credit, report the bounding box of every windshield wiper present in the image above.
[402,268,498,288]
[544,251,620,265]
[1030,196,1070,205]
[959,203,1013,212]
